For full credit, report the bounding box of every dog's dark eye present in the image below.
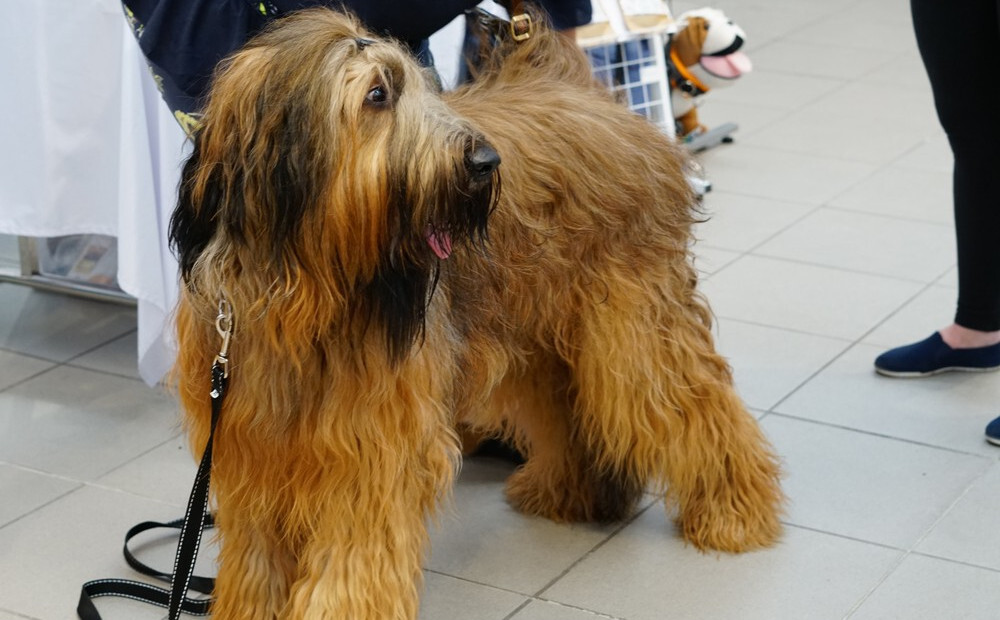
[366,85,389,106]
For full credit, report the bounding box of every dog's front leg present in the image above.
[279,430,457,619]
[279,475,433,618]
[210,515,297,619]
[282,518,421,618]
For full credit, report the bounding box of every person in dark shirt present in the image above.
[122,1,591,135]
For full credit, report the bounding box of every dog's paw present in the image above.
[676,501,783,553]
[504,464,642,524]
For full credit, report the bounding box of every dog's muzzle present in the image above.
[465,144,501,179]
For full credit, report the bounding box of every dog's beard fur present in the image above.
[170,13,498,364]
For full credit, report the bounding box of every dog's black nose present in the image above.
[466,145,501,178]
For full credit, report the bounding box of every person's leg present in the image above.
[910,0,1000,444]
[875,0,1000,377]
[913,0,1000,340]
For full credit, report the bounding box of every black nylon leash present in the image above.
[78,302,232,619]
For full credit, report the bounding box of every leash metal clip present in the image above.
[214,299,233,379]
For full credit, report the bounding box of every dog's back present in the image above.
[442,14,702,347]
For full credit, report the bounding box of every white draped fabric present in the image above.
[0,0,187,385]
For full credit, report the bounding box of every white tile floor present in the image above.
[3,0,1000,618]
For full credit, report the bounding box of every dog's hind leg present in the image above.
[465,353,645,523]
[569,278,784,552]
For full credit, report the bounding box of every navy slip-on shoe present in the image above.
[874,332,1000,377]
[986,416,1000,446]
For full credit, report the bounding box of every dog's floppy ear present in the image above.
[170,131,224,283]
[169,98,318,285]
[672,17,709,68]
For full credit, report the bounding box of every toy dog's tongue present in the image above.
[700,51,752,78]
[425,227,453,260]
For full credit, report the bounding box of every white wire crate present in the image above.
[577,1,676,137]
[582,32,672,134]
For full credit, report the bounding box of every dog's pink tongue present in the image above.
[426,228,453,260]
[700,51,752,78]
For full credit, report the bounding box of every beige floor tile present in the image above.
[750,40,896,81]
[0,349,53,391]
[0,366,181,480]
[512,600,618,620]
[427,459,626,595]
[828,165,953,224]
[859,50,934,90]
[700,255,923,340]
[851,554,1000,620]
[892,134,951,173]
[0,464,79,528]
[916,462,1000,571]
[754,207,955,282]
[699,145,878,206]
[706,70,845,113]
[693,100,789,142]
[741,110,926,166]
[862,285,957,349]
[694,247,742,278]
[95,436,196,507]
[695,191,814,253]
[0,485,183,620]
[0,284,135,362]
[794,80,939,134]
[763,415,991,548]
[69,330,141,380]
[543,515,902,620]
[775,343,1000,456]
[714,318,850,410]
[420,572,526,620]
[786,9,917,54]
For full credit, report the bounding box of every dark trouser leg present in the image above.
[911,0,1000,331]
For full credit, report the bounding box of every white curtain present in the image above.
[0,0,187,385]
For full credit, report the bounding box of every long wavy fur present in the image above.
[171,7,783,619]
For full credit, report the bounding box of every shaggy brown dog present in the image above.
[170,7,783,618]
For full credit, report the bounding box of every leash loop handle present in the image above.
[79,298,232,619]
[166,347,228,617]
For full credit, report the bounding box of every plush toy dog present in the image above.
[668,8,752,138]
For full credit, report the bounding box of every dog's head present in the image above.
[171,9,500,362]
[673,8,751,85]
